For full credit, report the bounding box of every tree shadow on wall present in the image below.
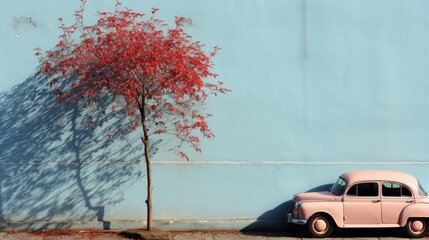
[0,74,160,230]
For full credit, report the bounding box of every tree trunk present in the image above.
[137,91,153,231]
[141,134,152,231]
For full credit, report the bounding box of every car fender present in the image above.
[399,203,429,227]
[300,201,344,227]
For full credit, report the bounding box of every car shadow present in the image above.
[335,228,407,238]
[242,227,408,238]
[240,184,332,232]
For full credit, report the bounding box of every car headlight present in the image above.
[294,201,303,208]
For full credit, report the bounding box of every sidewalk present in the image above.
[0,229,427,240]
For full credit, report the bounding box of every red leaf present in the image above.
[178,152,189,161]
[151,8,159,14]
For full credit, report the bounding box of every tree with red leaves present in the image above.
[35,0,229,230]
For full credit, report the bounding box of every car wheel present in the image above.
[406,218,428,238]
[307,214,334,238]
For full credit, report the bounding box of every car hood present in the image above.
[295,191,336,202]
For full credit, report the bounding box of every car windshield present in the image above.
[331,177,346,196]
[419,181,428,197]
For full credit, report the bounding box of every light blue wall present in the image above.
[1,0,429,230]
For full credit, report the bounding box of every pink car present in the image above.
[288,170,429,237]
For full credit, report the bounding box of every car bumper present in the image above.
[287,213,307,225]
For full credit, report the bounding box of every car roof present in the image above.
[340,170,419,188]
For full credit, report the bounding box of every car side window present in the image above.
[347,185,357,196]
[347,182,379,197]
[382,182,412,197]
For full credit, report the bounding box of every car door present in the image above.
[343,182,382,225]
[381,182,414,224]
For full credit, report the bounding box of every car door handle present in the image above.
[372,199,381,203]
[406,200,414,203]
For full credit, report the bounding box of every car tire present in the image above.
[307,214,334,238]
[406,218,428,238]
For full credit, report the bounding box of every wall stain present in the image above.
[302,0,307,59]
[12,16,37,39]
[301,0,310,127]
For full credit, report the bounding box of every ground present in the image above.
[0,228,427,239]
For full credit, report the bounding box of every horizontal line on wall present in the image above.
[155,161,429,165]
[1,160,429,165]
